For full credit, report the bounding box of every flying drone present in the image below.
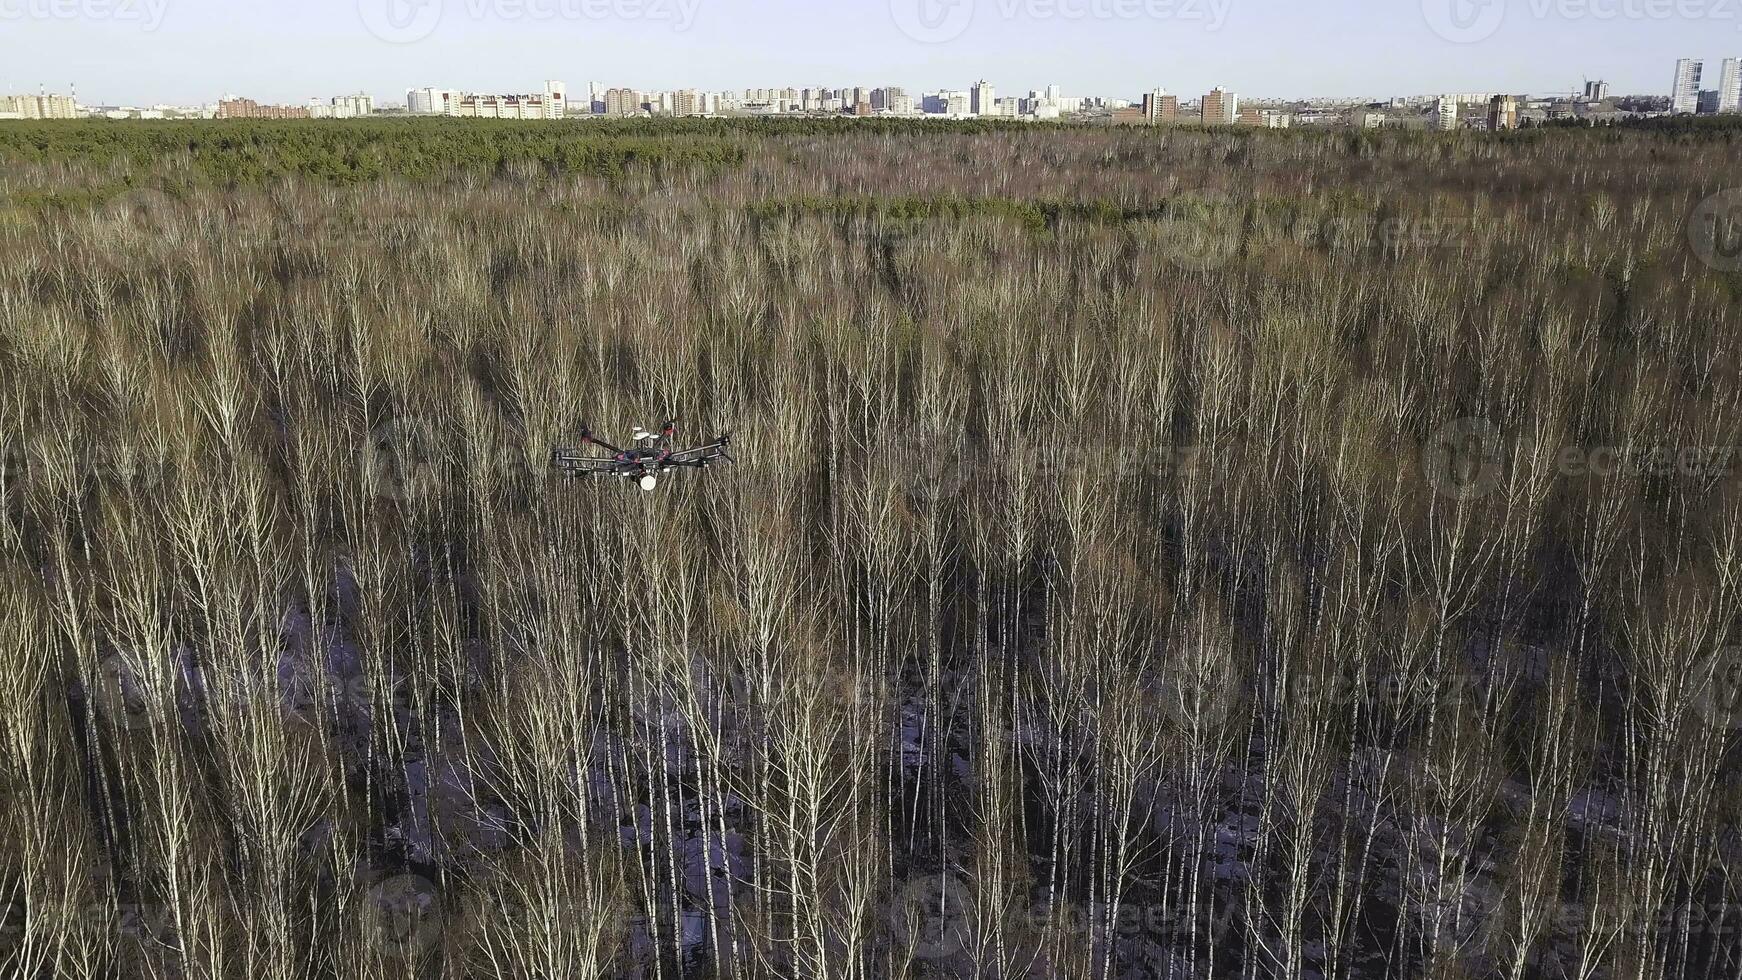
[550,421,733,491]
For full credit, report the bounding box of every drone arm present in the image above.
[586,435,627,455]
[666,437,733,463]
[550,451,625,474]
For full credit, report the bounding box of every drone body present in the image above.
[550,421,733,491]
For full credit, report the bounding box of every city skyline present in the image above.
[1,0,1736,106]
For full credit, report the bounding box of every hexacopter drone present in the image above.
[550,420,733,491]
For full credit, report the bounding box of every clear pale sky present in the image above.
[0,0,1732,105]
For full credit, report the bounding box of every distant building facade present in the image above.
[1673,58,1703,113]
[331,93,374,118]
[604,88,643,116]
[216,98,311,119]
[971,80,996,116]
[407,87,460,115]
[1140,89,1178,123]
[1201,88,1237,124]
[1435,96,1459,130]
[0,92,80,119]
[1488,94,1519,131]
[1721,58,1742,113]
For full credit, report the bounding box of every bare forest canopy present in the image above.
[1,121,1741,979]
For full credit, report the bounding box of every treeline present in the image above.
[6,115,1742,190]
[0,118,750,184]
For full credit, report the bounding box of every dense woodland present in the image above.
[1,120,1741,979]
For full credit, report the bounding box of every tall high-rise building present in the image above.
[1583,80,1610,102]
[1721,59,1742,113]
[604,88,643,116]
[331,93,374,118]
[543,81,567,119]
[1201,88,1236,124]
[0,91,80,119]
[671,89,717,117]
[407,88,460,114]
[1141,89,1177,124]
[1435,96,1460,130]
[1673,58,1704,114]
[971,80,996,116]
[1488,94,1519,131]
